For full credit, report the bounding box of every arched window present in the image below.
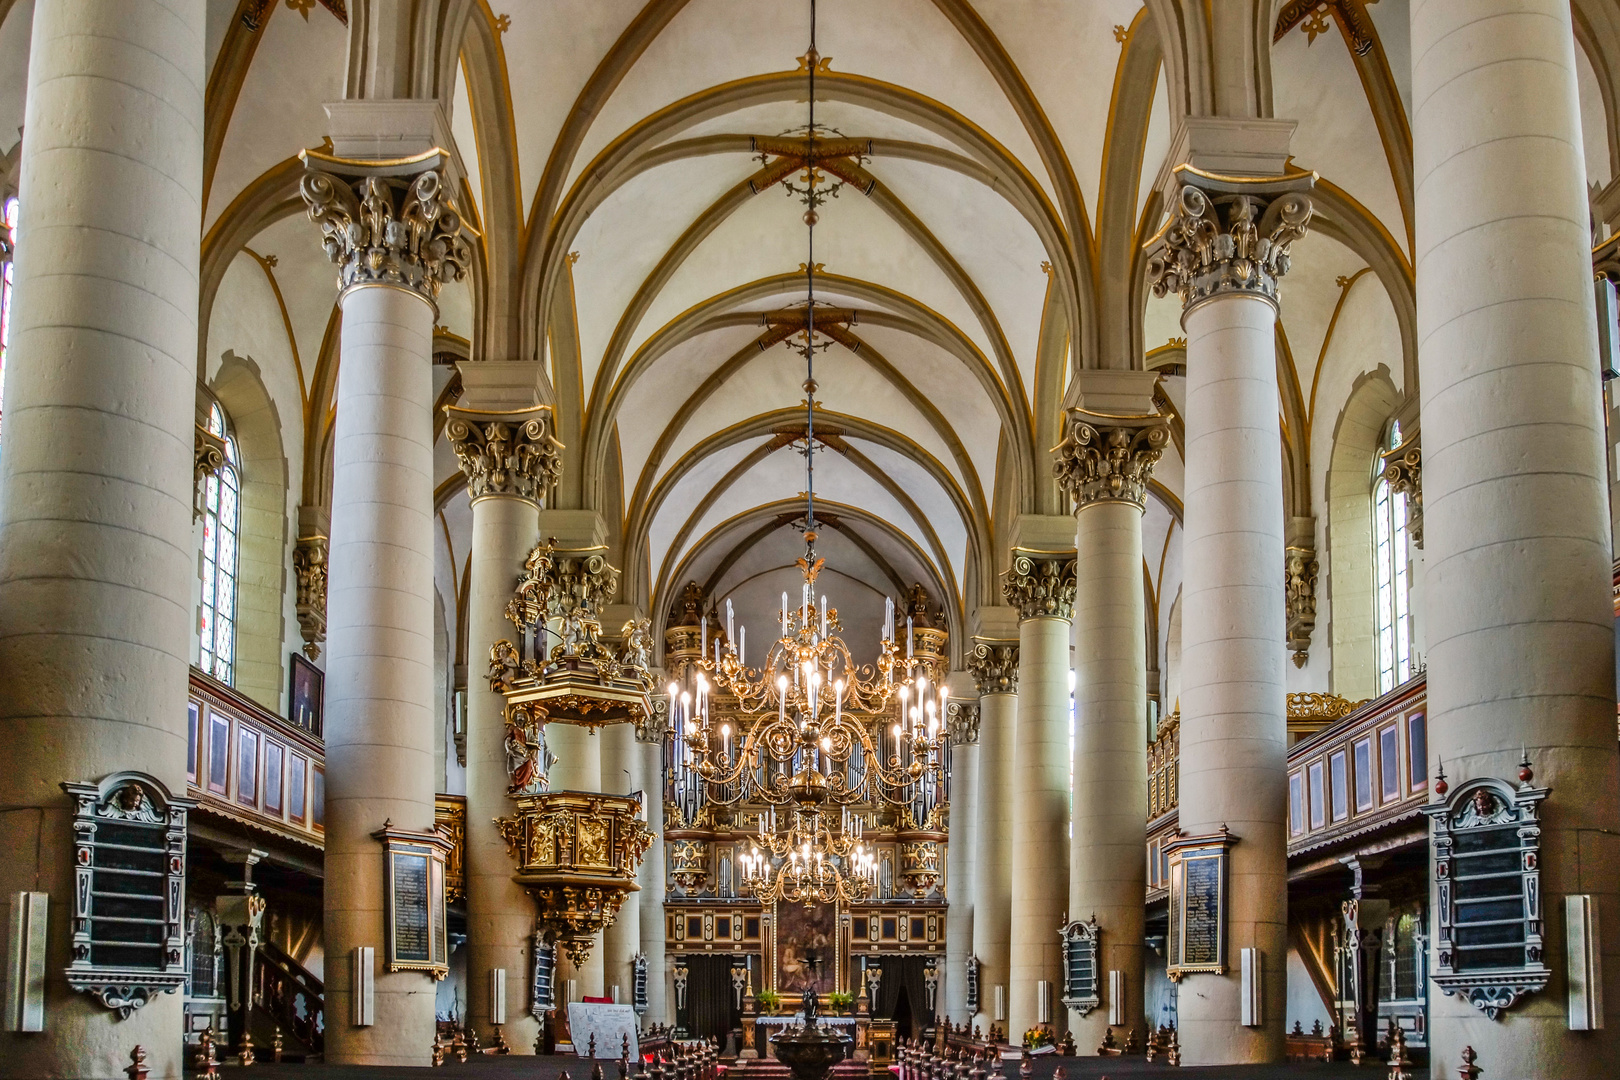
[1373,420,1414,694]
[199,401,242,684]
[0,196,19,446]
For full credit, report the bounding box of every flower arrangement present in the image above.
[1022,1025,1053,1049]
[827,991,852,1013]
[755,989,782,1012]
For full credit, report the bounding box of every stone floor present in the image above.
[240,1055,1371,1079]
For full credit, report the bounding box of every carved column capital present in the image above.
[507,539,621,627]
[945,701,980,745]
[1001,549,1077,621]
[299,153,472,306]
[193,424,227,520]
[444,404,563,504]
[1380,430,1423,549]
[1145,168,1314,316]
[1286,544,1319,669]
[965,641,1020,696]
[293,533,329,660]
[1053,409,1170,511]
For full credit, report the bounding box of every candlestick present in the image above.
[726,598,735,642]
[905,615,913,659]
[782,592,789,635]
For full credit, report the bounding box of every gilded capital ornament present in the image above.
[444,404,563,503]
[1145,167,1314,315]
[1053,409,1170,511]
[299,153,472,304]
[1380,430,1423,549]
[293,533,328,660]
[1001,549,1077,621]
[965,641,1019,696]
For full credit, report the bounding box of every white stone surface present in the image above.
[971,689,1016,1030]
[464,493,541,1051]
[1176,292,1288,1064]
[0,3,203,1077]
[321,282,439,1066]
[943,734,978,1024]
[1068,499,1148,1046]
[1411,2,1620,1074]
[1008,614,1070,1036]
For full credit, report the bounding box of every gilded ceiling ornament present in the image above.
[965,641,1019,696]
[444,405,563,504]
[1274,1,1379,57]
[293,533,328,660]
[1001,549,1077,621]
[299,164,471,304]
[1144,168,1314,316]
[1052,410,1169,512]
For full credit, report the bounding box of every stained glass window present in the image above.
[199,402,241,684]
[1374,420,1413,694]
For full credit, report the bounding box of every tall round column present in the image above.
[447,402,555,1052]
[968,647,1018,1032]
[1004,555,1076,1038]
[0,3,203,1076]
[636,726,670,1025]
[1056,407,1168,1050]
[1411,2,1620,1074]
[300,159,471,1066]
[943,707,979,1025]
[1146,172,1313,1065]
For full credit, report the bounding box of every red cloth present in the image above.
[582,995,614,1003]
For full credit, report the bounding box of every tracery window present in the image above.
[1373,420,1414,694]
[0,196,18,446]
[199,401,242,684]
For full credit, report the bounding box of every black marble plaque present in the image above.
[1182,855,1222,966]
[392,851,432,964]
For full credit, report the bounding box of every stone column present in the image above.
[1053,376,1168,1050]
[600,718,640,1004]
[0,4,203,1077]
[636,717,670,1025]
[967,641,1018,1032]
[1411,2,1620,1074]
[1145,166,1313,1065]
[446,368,557,1053]
[299,154,471,1065]
[1002,527,1076,1038]
[943,701,980,1025]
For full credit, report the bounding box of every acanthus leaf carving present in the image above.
[1145,170,1314,315]
[1053,411,1169,511]
[1001,551,1077,621]
[964,642,1019,696]
[444,406,564,504]
[299,165,471,303]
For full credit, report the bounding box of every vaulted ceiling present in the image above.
[5,0,1616,683]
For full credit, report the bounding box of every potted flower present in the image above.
[827,992,852,1015]
[755,989,782,1014]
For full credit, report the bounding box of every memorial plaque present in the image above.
[1058,919,1100,1015]
[374,825,452,979]
[1165,828,1235,981]
[392,852,431,963]
[532,937,556,1017]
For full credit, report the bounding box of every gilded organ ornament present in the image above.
[1145,167,1315,315]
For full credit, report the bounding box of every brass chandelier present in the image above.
[670,0,947,906]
